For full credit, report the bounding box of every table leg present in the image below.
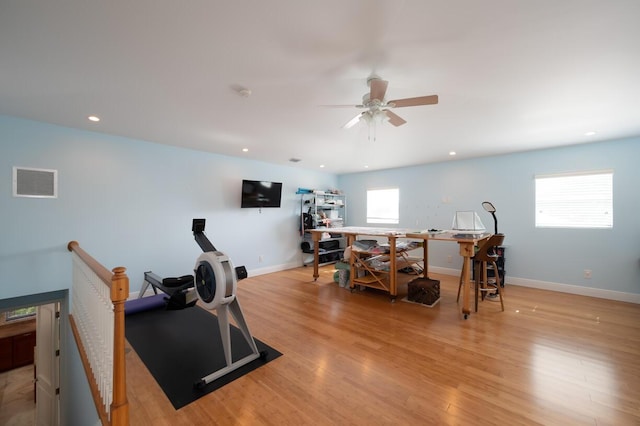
[422,237,428,277]
[389,237,397,300]
[312,233,320,281]
[459,241,475,319]
[346,234,356,290]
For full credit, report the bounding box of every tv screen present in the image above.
[241,180,282,208]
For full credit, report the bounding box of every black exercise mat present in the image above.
[125,305,282,409]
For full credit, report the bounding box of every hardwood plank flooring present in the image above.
[125,266,640,425]
[0,364,35,426]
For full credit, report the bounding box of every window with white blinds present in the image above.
[535,170,613,228]
[367,188,399,224]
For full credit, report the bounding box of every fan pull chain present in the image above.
[368,120,377,142]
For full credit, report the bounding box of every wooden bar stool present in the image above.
[457,234,505,312]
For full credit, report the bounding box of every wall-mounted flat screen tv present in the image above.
[241,179,283,208]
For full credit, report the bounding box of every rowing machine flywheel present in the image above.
[194,251,237,310]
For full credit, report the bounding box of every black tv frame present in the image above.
[241,179,283,208]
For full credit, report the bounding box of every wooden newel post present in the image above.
[67,240,79,252]
[110,266,129,426]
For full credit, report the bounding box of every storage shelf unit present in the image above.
[351,248,422,293]
[299,190,347,266]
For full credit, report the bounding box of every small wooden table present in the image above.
[307,227,489,319]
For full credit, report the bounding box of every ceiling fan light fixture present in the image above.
[231,84,252,98]
[335,75,437,134]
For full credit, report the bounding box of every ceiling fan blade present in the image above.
[370,79,388,102]
[384,110,407,127]
[320,104,365,108]
[343,112,364,129]
[387,94,438,108]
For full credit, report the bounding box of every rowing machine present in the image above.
[191,218,266,389]
[138,271,197,310]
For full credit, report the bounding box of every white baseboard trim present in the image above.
[127,262,299,300]
[248,261,301,277]
[427,266,640,304]
[130,264,640,305]
[505,276,640,304]
[129,289,156,300]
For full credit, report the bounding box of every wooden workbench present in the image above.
[307,227,489,319]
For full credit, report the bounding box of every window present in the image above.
[5,306,37,322]
[535,170,613,228]
[367,188,399,224]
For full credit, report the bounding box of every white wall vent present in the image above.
[13,167,58,198]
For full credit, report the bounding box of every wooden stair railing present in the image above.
[67,241,129,426]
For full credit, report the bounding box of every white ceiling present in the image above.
[1,0,639,174]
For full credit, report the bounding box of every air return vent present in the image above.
[13,167,58,198]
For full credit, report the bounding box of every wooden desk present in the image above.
[307,227,489,319]
[421,232,490,319]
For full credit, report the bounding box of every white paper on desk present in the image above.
[445,229,486,235]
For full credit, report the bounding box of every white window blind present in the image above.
[535,170,613,228]
[367,188,399,224]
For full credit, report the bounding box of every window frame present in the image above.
[366,187,400,225]
[5,306,37,322]
[534,169,613,229]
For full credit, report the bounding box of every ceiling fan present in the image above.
[340,75,439,129]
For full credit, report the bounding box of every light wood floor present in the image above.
[126,266,640,425]
[0,364,35,426]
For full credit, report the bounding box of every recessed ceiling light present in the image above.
[364,165,369,168]
[242,148,249,152]
[319,164,325,168]
[88,115,100,122]
[584,131,596,136]
[449,151,456,156]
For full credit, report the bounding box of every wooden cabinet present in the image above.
[13,331,36,368]
[0,336,12,371]
[0,329,36,372]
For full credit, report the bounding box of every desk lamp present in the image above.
[482,201,498,234]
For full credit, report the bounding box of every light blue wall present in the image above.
[0,114,337,300]
[2,113,638,423]
[338,137,640,298]
[0,114,337,424]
